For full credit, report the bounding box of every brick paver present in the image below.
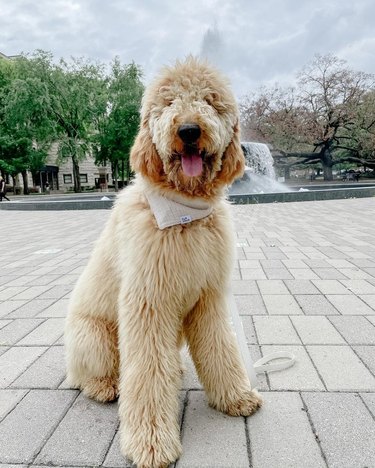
[248,392,326,468]
[303,392,375,468]
[307,345,375,391]
[253,316,301,344]
[35,394,118,466]
[0,389,27,420]
[290,316,346,344]
[178,391,249,468]
[0,197,375,467]
[0,390,77,464]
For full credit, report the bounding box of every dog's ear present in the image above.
[130,126,164,180]
[217,120,245,185]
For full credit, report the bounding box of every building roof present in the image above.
[0,51,21,60]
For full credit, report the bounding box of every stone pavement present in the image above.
[1,197,375,468]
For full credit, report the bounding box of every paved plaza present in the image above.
[1,197,375,468]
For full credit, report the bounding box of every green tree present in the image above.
[0,57,20,190]
[94,59,144,192]
[26,52,107,192]
[0,52,142,193]
[0,135,33,193]
[51,57,107,192]
[2,54,57,191]
[0,53,59,193]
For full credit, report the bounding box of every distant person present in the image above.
[45,181,50,193]
[0,176,10,201]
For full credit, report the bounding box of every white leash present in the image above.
[228,292,296,390]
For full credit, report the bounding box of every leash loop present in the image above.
[228,291,296,389]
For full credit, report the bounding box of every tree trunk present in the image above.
[72,155,81,193]
[323,165,333,181]
[121,159,125,188]
[113,160,119,192]
[321,145,333,181]
[21,170,29,195]
[31,171,37,187]
[11,175,17,194]
[126,156,131,182]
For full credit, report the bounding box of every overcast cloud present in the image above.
[1,0,374,97]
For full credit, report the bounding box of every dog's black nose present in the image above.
[178,124,201,144]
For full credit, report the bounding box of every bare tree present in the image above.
[334,90,375,169]
[240,54,375,180]
[298,54,373,179]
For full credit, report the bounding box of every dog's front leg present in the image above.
[183,289,263,416]
[118,301,182,468]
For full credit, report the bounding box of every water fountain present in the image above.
[229,142,288,195]
[1,141,375,210]
[226,141,375,204]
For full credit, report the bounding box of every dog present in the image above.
[65,56,262,468]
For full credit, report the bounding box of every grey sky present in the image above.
[1,0,374,97]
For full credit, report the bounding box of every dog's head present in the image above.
[131,57,245,199]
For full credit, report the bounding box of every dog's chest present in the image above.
[119,209,234,311]
[157,220,232,306]
[158,217,231,283]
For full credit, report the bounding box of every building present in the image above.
[29,143,113,192]
[0,51,21,60]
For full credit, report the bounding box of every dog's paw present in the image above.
[219,389,263,417]
[121,429,182,468]
[82,376,119,402]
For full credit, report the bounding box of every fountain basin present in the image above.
[227,142,375,203]
[1,138,374,210]
[0,184,374,210]
[228,185,375,204]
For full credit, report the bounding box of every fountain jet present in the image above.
[229,142,288,194]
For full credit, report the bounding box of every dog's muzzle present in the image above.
[176,124,204,177]
[178,124,201,144]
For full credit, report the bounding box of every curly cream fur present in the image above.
[65,57,262,468]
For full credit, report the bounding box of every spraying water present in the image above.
[199,28,288,194]
[229,142,289,194]
[241,142,276,178]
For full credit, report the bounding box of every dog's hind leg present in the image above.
[65,247,120,402]
[183,289,263,416]
[65,313,119,402]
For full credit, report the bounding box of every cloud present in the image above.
[0,0,374,96]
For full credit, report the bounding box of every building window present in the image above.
[80,174,88,183]
[63,174,72,184]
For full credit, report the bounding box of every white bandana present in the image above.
[145,190,213,230]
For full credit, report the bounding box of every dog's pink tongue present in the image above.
[181,154,203,177]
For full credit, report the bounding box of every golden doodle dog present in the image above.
[65,57,262,468]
